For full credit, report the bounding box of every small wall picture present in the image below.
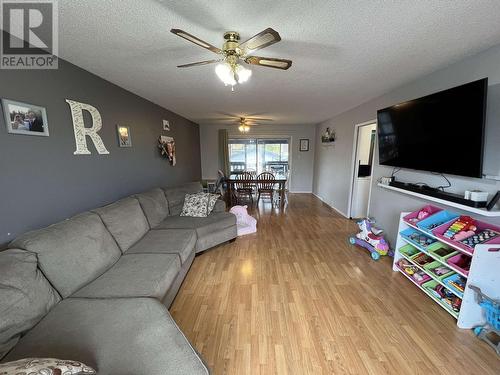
[117,125,132,147]
[158,135,176,166]
[2,99,49,136]
[321,127,335,143]
[162,119,170,131]
[299,138,309,152]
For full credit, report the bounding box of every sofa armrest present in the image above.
[212,199,226,213]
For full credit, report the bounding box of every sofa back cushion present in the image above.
[0,249,61,360]
[93,197,149,252]
[163,182,202,216]
[135,188,169,228]
[10,212,121,298]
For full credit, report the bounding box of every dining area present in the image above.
[226,170,289,208]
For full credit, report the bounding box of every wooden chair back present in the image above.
[236,171,254,190]
[257,172,275,190]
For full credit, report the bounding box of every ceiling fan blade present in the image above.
[245,56,292,70]
[177,59,221,68]
[240,28,281,53]
[245,117,273,121]
[170,29,222,54]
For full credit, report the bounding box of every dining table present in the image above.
[226,173,288,207]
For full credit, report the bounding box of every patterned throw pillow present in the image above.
[180,193,209,217]
[207,194,219,215]
[0,358,95,375]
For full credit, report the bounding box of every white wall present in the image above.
[313,44,500,245]
[200,123,316,192]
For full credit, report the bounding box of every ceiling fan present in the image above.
[210,114,273,132]
[171,28,292,89]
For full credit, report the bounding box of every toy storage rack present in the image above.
[393,211,500,328]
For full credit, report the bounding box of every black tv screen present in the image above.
[377,78,487,178]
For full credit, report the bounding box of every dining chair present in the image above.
[273,170,290,206]
[256,172,275,205]
[235,171,254,205]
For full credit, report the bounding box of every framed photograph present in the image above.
[299,138,309,152]
[162,119,170,131]
[117,125,132,147]
[2,99,49,136]
[321,127,335,143]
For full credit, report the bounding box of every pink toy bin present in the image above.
[432,219,500,254]
[446,253,472,276]
[403,205,442,226]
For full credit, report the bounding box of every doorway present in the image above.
[348,121,377,219]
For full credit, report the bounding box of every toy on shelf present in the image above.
[425,282,462,312]
[408,232,436,248]
[397,259,429,284]
[460,229,499,248]
[443,216,477,240]
[349,218,393,260]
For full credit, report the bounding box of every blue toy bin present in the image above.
[443,273,466,298]
[416,210,459,234]
[400,228,437,250]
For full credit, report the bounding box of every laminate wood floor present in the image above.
[170,194,499,374]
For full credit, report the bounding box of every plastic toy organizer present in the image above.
[394,206,500,323]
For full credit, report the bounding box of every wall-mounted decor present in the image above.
[117,125,132,147]
[65,99,110,155]
[2,99,49,136]
[299,138,309,152]
[321,127,335,144]
[158,135,176,166]
[162,119,170,131]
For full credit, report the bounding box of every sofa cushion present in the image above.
[10,212,122,298]
[0,249,61,360]
[93,197,149,252]
[125,229,196,264]
[163,182,202,215]
[155,212,236,238]
[2,298,209,375]
[135,188,169,227]
[72,254,180,300]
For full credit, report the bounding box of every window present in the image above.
[229,138,289,174]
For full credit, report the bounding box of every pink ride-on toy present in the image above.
[349,218,393,260]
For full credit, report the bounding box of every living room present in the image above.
[1,1,500,374]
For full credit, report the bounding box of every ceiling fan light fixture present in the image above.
[238,124,250,133]
[215,63,236,86]
[235,64,252,83]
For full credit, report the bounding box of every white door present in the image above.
[350,123,377,218]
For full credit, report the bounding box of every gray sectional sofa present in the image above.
[0,181,237,374]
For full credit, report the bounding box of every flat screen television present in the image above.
[377,78,487,178]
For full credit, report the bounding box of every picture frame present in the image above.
[321,127,335,143]
[162,119,170,131]
[299,138,309,152]
[2,99,49,137]
[117,125,132,147]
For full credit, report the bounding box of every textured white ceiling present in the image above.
[59,0,500,125]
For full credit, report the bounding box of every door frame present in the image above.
[347,119,377,219]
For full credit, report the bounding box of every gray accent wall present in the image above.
[0,59,201,246]
[313,44,500,245]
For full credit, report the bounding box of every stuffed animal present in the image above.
[229,205,257,236]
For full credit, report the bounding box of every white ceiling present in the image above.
[59,0,500,126]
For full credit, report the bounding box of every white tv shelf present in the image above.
[393,212,500,328]
[378,183,500,217]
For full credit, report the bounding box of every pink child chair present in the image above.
[229,205,257,236]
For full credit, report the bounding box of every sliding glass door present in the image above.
[229,138,289,174]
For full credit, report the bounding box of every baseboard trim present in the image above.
[289,190,313,194]
[312,193,349,218]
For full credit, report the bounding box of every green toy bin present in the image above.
[399,244,420,259]
[426,242,458,262]
[424,261,455,280]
